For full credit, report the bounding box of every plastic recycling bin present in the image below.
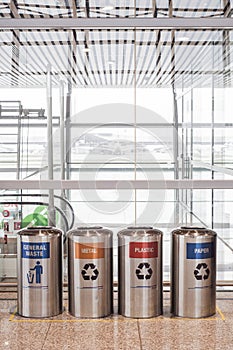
[118,226,163,318]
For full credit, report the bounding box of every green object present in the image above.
[22,205,48,228]
[22,205,59,228]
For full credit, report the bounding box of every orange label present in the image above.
[75,242,104,259]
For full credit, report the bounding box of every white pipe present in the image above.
[59,80,66,230]
[46,64,56,226]
[60,81,65,185]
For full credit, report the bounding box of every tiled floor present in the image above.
[0,291,233,350]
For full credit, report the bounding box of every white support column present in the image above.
[59,80,66,230]
[60,80,65,189]
[47,64,56,226]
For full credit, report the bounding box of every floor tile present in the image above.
[0,291,232,350]
[0,318,50,350]
[42,319,141,350]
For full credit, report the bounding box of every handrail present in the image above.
[179,201,233,254]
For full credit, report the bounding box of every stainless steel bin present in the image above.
[17,226,63,318]
[68,226,113,318]
[118,226,163,318]
[171,226,217,318]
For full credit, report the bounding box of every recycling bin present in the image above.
[17,226,63,318]
[171,226,217,318]
[118,226,163,318]
[68,226,113,318]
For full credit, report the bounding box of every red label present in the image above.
[129,241,158,258]
[3,210,10,217]
[14,222,21,230]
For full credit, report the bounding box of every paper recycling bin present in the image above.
[171,226,217,318]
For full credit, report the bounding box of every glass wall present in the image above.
[0,25,233,284]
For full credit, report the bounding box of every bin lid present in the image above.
[67,226,112,238]
[118,226,163,237]
[17,226,62,236]
[172,226,217,237]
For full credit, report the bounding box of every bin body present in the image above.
[68,226,113,318]
[171,226,217,318]
[17,226,63,318]
[118,226,163,318]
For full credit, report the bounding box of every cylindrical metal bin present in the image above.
[171,226,217,318]
[118,226,163,318]
[68,226,113,318]
[17,226,63,318]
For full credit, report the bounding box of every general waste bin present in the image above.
[68,226,113,318]
[118,226,163,318]
[17,226,63,318]
[171,226,217,318]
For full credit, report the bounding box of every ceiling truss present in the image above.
[0,1,233,88]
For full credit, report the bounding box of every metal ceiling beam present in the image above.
[152,0,158,17]
[2,40,230,46]
[9,0,20,86]
[1,179,233,190]
[223,0,232,86]
[1,18,233,29]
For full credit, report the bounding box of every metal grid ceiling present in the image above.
[0,1,228,19]
[0,0,233,88]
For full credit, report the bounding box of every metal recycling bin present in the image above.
[68,226,113,318]
[171,226,217,318]
[17,226,63,318]
[118,226,163,318]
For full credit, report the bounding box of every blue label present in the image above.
[21,242,50,259]
[187,242,214,259]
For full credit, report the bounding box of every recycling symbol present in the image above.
[194,263,210,280]
[136,262,153,280]
[81,263,99,281]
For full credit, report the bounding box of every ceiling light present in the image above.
[107,60,115,65]
[224,62,233,70]
[176,36,190,42]
[102,5,114,10]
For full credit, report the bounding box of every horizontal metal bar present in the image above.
[0,122,232,129]
[69,122,233,128]
[1,179,233,190]
[0,254,16,258]
[1,281,233,288]
[0,18,233,30]
[192,161,233,177]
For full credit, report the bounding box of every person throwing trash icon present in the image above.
[30,261,43,284]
